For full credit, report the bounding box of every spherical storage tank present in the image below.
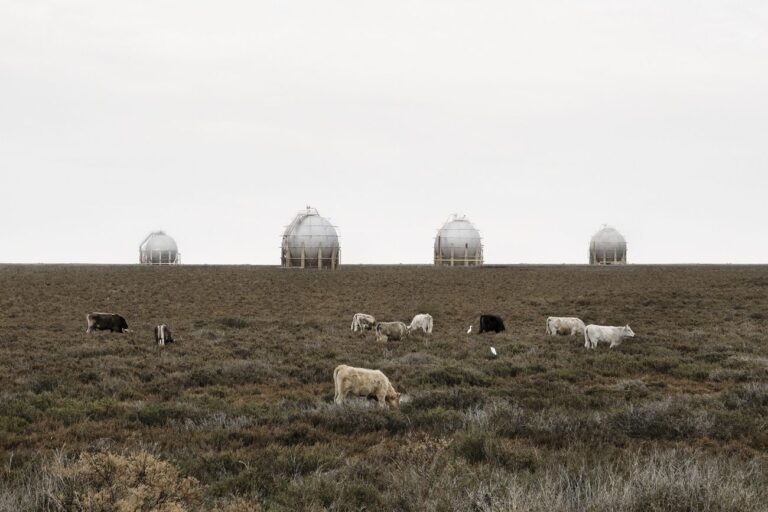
[139,231,180,264]
[589,225,627,265]
[281,207,340,269]
[434,214,483,266]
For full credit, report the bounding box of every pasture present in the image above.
[1,264,767,511]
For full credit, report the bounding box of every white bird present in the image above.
[490,347,497,357]
[467,325,472,334]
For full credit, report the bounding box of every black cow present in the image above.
[479,315,505,334]
[85,313,130,333]
[154,324,174,346]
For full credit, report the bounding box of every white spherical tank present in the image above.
[434,214,483,266]
[281,207,340,269]
[139,231,180,264]
[589,225,627,264]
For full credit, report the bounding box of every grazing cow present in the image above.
[375,321,408,342]
[407,313,433,334]
[546,317,586,337]
[478,315,505,334]
[333,364,401,408]
[584,324,635,349]
[351,313,376,332]
[154,324,174,346]
[85,313,130,333]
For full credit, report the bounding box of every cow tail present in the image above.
[583,327,591,348]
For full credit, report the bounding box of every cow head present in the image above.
[386,392,401,408]
[623,325,635,338]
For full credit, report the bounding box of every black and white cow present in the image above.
[85,313,130,333]
[154,324,174,346]
[478,315,505,334]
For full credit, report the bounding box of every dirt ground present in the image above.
[1,264,767,510]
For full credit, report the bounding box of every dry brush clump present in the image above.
[1,449,201,512]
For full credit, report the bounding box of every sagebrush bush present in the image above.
[5,449,202,512]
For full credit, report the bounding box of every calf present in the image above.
[375,321,408,342]
[154,324,174,346]
[584,324,635,349]
[478,315,505,334]
[333,365,401,408]
[85,313,130,334]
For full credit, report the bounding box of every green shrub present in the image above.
[31,377,58,394]
[418,365,491,387]
[219,317,251,329]
[132,402,202,427]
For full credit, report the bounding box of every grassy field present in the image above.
[1,264,767,511]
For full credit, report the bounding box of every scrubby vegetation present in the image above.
[1,264,767,510]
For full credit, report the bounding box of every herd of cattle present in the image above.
[343,313,635,407]
[85,311,635,409]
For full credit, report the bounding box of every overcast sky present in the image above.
[1,1,766,264]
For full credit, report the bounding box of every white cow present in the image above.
[333,365,401,408]
[584,324,635,349]
[407,313,433,334]
[546,316,586,337]
[351,313,376,332]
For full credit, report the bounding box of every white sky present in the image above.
[1,1,766,264]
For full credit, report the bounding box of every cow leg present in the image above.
[335,380,346,404]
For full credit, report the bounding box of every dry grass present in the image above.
[1,264,768,510]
